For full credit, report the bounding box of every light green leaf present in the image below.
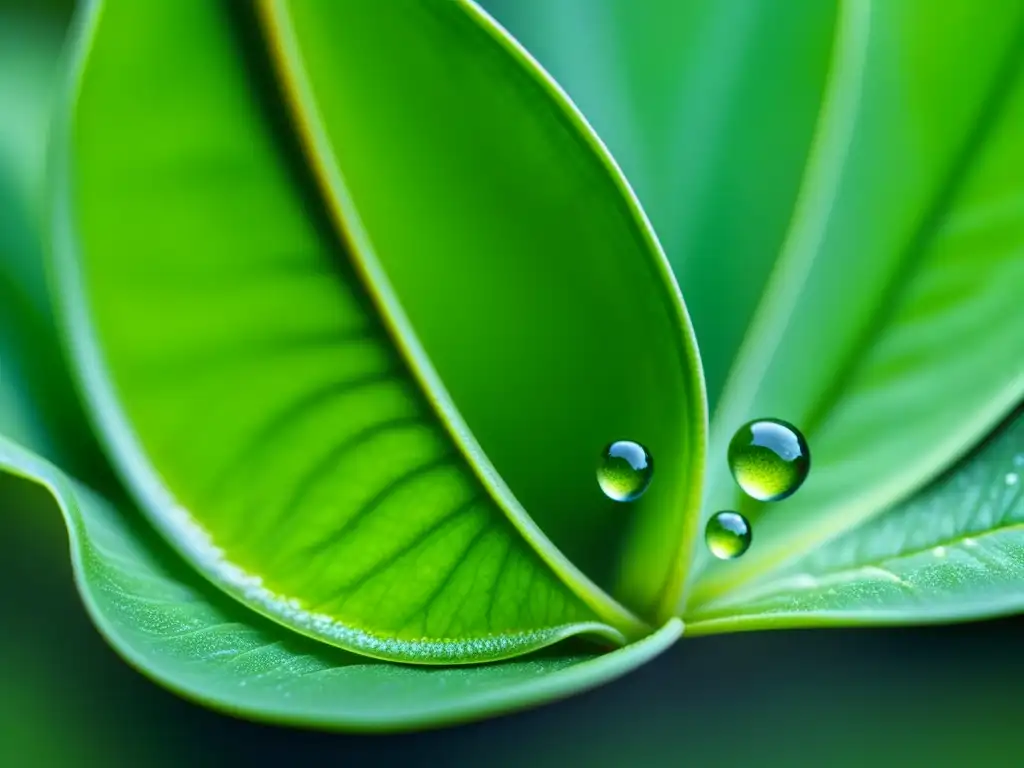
[0,436,682,731]
[259,0,705,620]
[481,0,837,405]
[52,0,704,664]
[482,0,1024,625]
[685,0,1024,609]
[687,409,1024,631]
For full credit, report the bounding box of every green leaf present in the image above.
[0,5,110,486]
[482,0,838,406]
[259,0,705,619]
[0,436,682,731]
[685,0,1024,610]
[686,408,1024,631]
[52,0,704,663]
[487,0,1024,622]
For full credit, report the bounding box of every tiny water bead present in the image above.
[728,418,810,502]
[705,511,752,560]
[597,440,653,502]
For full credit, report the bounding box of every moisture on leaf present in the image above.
[1,0,1023,735]
[50,0,704,669]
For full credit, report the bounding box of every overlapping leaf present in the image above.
[688,1,1024,607]
[0,437,681,731]
[687,409,1024,631]
[1,0,686,728]
[486,0,1024,621]
[258,0,706,619]
[483,0,838,404]
[3,0,1024,736]
[51,0,703,664]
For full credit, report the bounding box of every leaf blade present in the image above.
[260,0,706,621]
[51,0,705,660]
[686,0,1024,607]
[481,0,838,407]
[55,0,633,661]
[0,435,682,730]
[686,409,1024,631]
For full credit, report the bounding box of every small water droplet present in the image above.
[933,546,947,559]
[1014,454,1024,468]
[728,418,810,502]
[597,440,653,502]
[964,537,978,548]
[1006,472,1019,487]
[705,511,752,560]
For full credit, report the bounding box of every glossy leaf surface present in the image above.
[482,0,837,405]
[685,0,1024,608]
[54,0,704,663]
[0,3,684,723]
[485,0,1024,618]
[261,0,705,618]
[0,436,682,731]
[687,410,1024,631]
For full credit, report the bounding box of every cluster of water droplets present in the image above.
[596,418,812,562]
[704,418,811,560]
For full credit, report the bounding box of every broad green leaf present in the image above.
[686,408,1024,631]
[685,0,1024,609]
[53,0,703,663]
[0,436,682,731]
[482,0,837,406]
[487,0,1024,621]
[260,0,705,619]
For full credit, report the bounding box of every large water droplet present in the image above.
[705,511,752,560]
[597,440,653,502]
[728,418,810,501]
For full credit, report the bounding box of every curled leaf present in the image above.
[50,0,704,664]
[0,436,682,731]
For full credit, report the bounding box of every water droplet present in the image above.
[1014,454,1024,468]
[1007,472,1019,487]
[933,546,947,559]
[705,511,752,560]
[597,440,653,502]
[728,418,810,502]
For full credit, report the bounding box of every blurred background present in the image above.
[2,1,1022,765]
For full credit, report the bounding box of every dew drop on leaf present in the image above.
[728,418,810,501]
[597,440,653,502]
[705,511,752,560]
